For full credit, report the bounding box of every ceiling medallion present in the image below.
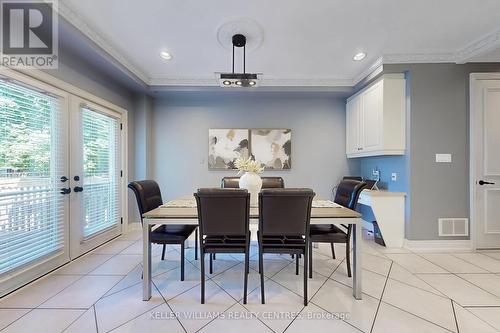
[216,18,264,52]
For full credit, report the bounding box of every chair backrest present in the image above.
[259,188,315,237]
[221,176,285,189]
[334,179,367,210]
[194,188,250,237]
[128,180,163,223]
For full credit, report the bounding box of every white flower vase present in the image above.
[239,172,262,206]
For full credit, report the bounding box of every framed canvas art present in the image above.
[250,129,291,170]
[208,129,249,169]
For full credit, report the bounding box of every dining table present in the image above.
[141,195,363,301]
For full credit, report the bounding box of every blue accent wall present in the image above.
[359,156,408,192]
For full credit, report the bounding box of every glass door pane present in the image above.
[70,99,122,257]
[0,75,69,296]
[82,107,120,238]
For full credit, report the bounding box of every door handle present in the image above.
[478,180,496,185]
[60,187,71,194]
[74,186,84,193]
[60,176,68,182]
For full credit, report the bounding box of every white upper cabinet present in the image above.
[346,74,406,158]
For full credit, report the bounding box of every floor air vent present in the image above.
[438,218,469,237]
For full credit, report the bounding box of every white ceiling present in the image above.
[59,0,500,87]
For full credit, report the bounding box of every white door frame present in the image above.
[469,73,500,250]
[69,96,125,258]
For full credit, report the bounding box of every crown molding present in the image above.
[352,56,384,86]
[455,27,500,63]
[57,1,150,84]
[149,75,354,87]
[56,4,500,89]
[382,52,455,64]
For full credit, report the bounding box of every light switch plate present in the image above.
[391,173,397,181]
[436,153,452,163]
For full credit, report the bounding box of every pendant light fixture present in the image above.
[219,34,259,88]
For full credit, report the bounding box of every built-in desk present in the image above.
[358,189,406,248]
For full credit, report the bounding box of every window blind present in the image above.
[81,107,120,239]
[0,78,65,275]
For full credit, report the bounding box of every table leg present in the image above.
[143,223,152,301]
[352,222,362,300]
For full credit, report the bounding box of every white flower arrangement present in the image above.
[235,157,264,175]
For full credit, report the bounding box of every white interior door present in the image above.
[473,78,500,249]
[69,98,123,258]
[0,72,70,296]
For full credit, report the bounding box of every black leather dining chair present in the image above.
[128,180,198,281]
[309,179,366,278]
[194,188,251,304]
[221,176,285,189]
[258,188,315,306]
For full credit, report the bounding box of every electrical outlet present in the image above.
[391,173,397,181]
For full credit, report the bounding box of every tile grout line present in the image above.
[414,251,496,274]
[369,261,392,333]
[281,255,347,333]
[453,300,500,331]
[102,282,167,333]
[375,300,457,333]
[93,305,99,333]
[154,280,188,333]
[451,300,460,333]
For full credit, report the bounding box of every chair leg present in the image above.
[303,248,308,306]
[194,229,198,260]
[161,244,166,260]
[346,243,352,278]
[243,250,249,304]
[209,252,213,274]
[330,243,336,259]
[259,248,265,304]
[180,241,185,281]
[295,253,299,275]
[200,249,205,304]
[309,241,313,279]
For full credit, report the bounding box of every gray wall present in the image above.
[151,92,359,201]
[382,63,500,240]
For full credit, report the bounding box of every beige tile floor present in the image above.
[1,229,500,333]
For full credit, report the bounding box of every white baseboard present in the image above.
[127,222,142,231]
[404,239,472,252]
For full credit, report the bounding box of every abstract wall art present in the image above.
[208,129,249,169]
[250,129,291,170]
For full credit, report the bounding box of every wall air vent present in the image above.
[438,218,469,237]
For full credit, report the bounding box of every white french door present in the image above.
[69,98,123,258]
[472,76,500,249]
[0,70,125,296]
[0,71,70,296]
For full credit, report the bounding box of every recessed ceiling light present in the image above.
[160,51,172,60]
[353,52,366,61]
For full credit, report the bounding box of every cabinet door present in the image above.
[346,96,361,155]
[361,81,383,151]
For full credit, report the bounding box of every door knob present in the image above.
[60,187,71,194]
[478,180,495,185]
[60,176,68,182]
[74,186,84,192]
